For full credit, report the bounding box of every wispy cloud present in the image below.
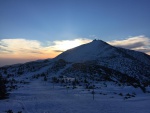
[108,35,150,55]
[0,47,13,53]
[0,39,45,59]
[53,50,65,53]
[0,42,8,47]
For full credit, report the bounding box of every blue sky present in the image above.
[0,0,150,66]
[1,0,150,41]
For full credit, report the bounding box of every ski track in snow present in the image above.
[0,80,150,113]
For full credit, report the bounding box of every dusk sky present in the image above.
[0,0,150,66]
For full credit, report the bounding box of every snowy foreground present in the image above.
[0,80,150,113]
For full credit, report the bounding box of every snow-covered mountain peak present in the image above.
[54,39,117,62]
[54,39,150,78]
[91,39,108,45]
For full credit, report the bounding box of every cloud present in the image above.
[0,42,8,47]
[0,39,40,57]
[0,38,92,61]
[0,38,56,59]
[51,38,91,51]
[1,36,149,67]
[0,47,13,53]
[53,50,65,53]
[108,35,150,55]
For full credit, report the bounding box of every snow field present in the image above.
[0,79,150,113]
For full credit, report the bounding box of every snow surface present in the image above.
[0,79,150,113]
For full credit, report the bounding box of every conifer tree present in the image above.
[0,74,8,99]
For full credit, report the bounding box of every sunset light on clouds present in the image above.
[1,36,150,63]
[0,38,92,66]
[108,36,150,55]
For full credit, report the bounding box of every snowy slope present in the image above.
[118,47,150,65]
[0,79,150,113]
[54,39,150,79]
[55,40,120,62]
[55,39,150,64]
[1,40,150,113]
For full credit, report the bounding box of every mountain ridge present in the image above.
[0,39,150,93]
[53,39,150,81]
[55,39,150,64]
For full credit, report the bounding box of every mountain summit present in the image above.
[55,39,150,80]
[55,39,150,64]
[55,39,118,62]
